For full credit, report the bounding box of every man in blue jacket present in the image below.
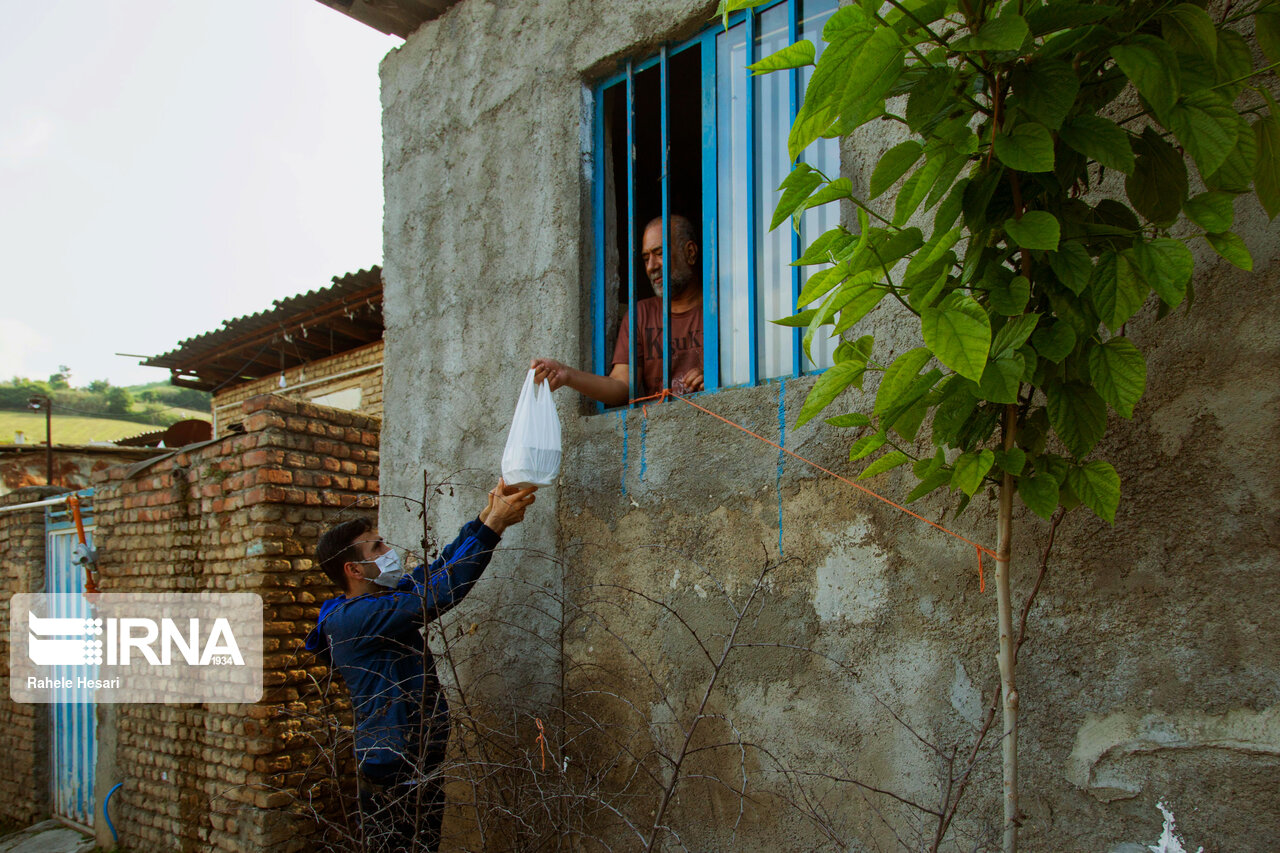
[304,479,535,852]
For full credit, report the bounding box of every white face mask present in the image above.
[361,549,405,588]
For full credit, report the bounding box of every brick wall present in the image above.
[0,485,64,827]
[212,341,383,436]
[86,395,380,852]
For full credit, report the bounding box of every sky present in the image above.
[0,1,399,388]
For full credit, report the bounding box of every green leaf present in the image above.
[1183,192,1235,233]
[978,353,1024,404]
[1050,243,1094,295]
[870,141,924,199]
[1026,3,1117,36]
[932,380,979,446]
[994,447,1026,476]
[994,122,1055,173]
[1207,114,1258,194]
[1045,381,1108,458]
[802,178,855,214]
[849,227,923,276]
[1091,250,1147,331]
[849,432,887,461]
[786,7,876,160]
[718,0,771,26]
[1004,211,1061,251]
[1031,321,1076,362]
[1205,231,1253,270]
[795,226,856,265]
[1126,128,1188,227]
[1088,337,1147,418]
[1215,29,1253,100]
[988,274,1030,317]
[831,287,891,338]
[771,164,825,231]
[1010,60,1079,131]
[772,308,819,327]
[748,38,816,74]
[859,450,911,479]
[905,469,952,504]
[1168,90,1238,178]
[826,412,872,428]
[1017,473,1060,520]
[1160,4,1217,62]
[952,12,1028,52]
[952,450,995,497]
[1131,239,1193,308]
[789,22,901,161]
[1256,9,1280,64]
[991,313,1040,358]
[796,360,869,427]
[921,294,991,382]
[1256,113,1280,220]
[1110,36,1179,120]
[797,265,849,308]
[893,156,945,226]
[874,347,933,416]
[1066,460,1121,524]
[1059,115,1135,175]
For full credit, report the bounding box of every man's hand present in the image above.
[482,478,537,535]
[531,358,574,391]
[672,368,704,395]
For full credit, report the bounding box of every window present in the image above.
[591,0,840,405]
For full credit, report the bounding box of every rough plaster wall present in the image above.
[381,1,1280,849]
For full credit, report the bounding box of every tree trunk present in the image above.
[997,404,1019,852]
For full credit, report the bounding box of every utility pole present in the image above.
[28,395,52,486]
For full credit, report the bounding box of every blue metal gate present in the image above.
[46,489,97,828]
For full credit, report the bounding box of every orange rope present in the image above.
[534,717,547,771]
[631,389,996,592]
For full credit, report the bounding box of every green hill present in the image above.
[0,411,160,445]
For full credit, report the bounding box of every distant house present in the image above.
[142,267,384,436]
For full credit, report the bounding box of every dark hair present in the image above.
[316,517,371,592]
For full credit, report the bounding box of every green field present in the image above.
[0,411,164,444]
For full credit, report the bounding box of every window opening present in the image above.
[592,0,839,408]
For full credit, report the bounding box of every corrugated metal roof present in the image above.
[143,267,383,392]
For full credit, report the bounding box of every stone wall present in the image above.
[0,486,64,826]
[378,1,1280,851]
[82,395,379,852]
[213,341,384,436]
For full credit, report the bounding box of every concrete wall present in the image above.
[213,341,384,436]
[379,1,1280,850]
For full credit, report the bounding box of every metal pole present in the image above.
[46,399,53,486]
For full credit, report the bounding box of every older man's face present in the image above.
[641,222,695,299]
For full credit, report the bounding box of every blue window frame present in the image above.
[591,0,839,407]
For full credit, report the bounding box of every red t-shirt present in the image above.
[611,297,703,397]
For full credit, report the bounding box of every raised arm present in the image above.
[531,358,629,407]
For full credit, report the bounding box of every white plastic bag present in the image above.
[501,368,562,487]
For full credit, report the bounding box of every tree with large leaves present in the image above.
[726,0,1279,849]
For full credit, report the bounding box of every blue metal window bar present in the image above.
[591,0,836,409]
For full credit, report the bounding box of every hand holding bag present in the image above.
[501,368,562,487]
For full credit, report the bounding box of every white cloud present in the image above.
[0,317,51,379]
[0,116,54,167]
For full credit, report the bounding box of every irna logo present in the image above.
[27,612,245,667]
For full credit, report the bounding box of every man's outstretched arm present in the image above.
[405,479,536,618]
[531,358,630,407]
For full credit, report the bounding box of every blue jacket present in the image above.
[303,518,501,769]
